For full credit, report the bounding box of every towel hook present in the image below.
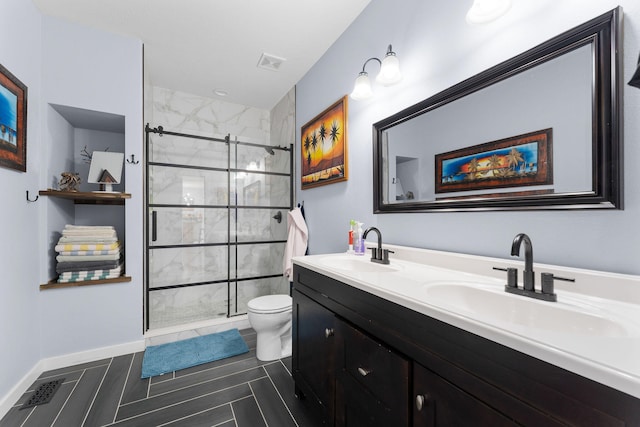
[26,191,39,202]
[272,211,282,223]
[126,154,139,164]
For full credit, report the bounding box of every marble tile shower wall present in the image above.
[148,86,295,329]
[270,88,296,150]
[152,86,270,142]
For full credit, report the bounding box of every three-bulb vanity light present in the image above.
[350,44,403,101]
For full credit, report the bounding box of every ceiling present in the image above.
[31,0,371,110]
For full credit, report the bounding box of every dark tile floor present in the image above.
[0,329,319,427]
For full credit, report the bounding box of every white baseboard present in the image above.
[0,361,43,420]
[0,339,144,420]
[39,340,146,372]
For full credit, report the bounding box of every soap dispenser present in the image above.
[354,222,365,256]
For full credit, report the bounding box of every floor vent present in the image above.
[21,379,65,409]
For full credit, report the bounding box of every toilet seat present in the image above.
[248,294,292,314]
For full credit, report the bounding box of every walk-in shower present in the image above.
[144,124,293,330]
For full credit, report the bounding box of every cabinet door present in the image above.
[413,363,518,426]
[293,289,338,424]
[336,370,399,427]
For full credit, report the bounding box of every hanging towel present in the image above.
[283,207,308,280]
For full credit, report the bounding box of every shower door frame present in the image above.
[144,124,293,331]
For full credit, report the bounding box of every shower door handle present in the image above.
[151,210,157,242]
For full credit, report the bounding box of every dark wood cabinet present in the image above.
[293,264,640,427]
[336,370,401,427]
[412,363,518,426]
[336,321,410,427]
[294,286,410,426]
[292,289,339,425]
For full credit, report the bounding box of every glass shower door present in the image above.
[145,126,291,330]
[229,139,291,315]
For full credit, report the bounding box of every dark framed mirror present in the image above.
[373,7,622,213]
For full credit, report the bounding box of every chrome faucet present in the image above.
[511,233,535,291]
[493,233,575,302]
[363,227,393,264]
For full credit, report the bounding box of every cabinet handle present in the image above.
[325,328,334,338]
[415,394,430,411]
[357,367,372,377]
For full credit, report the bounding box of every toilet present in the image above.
[247,294,293,361]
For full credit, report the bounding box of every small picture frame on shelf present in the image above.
[88,151,124,192]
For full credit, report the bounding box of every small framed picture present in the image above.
[0,63,27,172]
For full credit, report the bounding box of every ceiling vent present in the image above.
[257,53,286,71]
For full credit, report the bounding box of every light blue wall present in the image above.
[0,0,43,403]
[296,0,640,275]
[0,0,144,405]
[39,16,144,358]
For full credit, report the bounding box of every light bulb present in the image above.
[376,53,402,86]
[350,72,373,100]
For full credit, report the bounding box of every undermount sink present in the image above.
[423,283,628,337]
[317,255,400,273]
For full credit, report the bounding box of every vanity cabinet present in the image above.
[293,265,640,426]
[294,287,410,427]
[292,289,339,425]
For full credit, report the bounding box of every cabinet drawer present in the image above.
[342,321,410,415]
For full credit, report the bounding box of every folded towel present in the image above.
[56,260,121,273]
[62,230,117,238]
[64,225,115,230]
[58,269,121,278]
[62,225,116,234]
[57,248,120,256]
[58,268,122,279]
[56,253,120,262]
[57,272,121,283]
[58,263,123,279]
[58,236,119,244]
[55,242,120,252]
[62,229,116,236]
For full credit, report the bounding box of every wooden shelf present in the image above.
[40,275,132,290]
[40,189,130,289]
[39,189,131,205]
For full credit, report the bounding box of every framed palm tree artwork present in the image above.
[435,128,553,194]
[0,63,27,172]
[301,95,348,190]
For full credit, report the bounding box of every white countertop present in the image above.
[293,244,640,399]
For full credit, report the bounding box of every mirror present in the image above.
[374,8,622,212]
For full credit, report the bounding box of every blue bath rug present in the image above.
[141,328,249,378]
